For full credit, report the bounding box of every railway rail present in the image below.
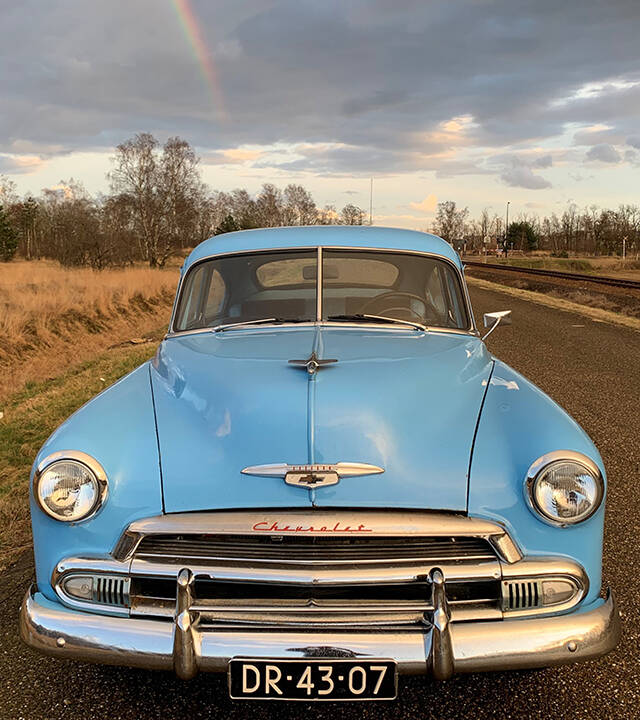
[463,261,640,290]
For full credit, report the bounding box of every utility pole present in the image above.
[505,201,510,247]
[369,178,373,225]
[623,235,627,260]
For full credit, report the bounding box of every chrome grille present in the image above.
[134,534,497,565]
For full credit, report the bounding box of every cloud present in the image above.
[409,194,438,213]
[533,155,553,168]
[491,153,552,189]
[501,165,552,190]
[1,0,640,190]
[627,136,640,149]
[0,153,46,174]
[203,148,264,165]
[586,144,622,163]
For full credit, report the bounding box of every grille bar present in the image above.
[135,534,496,564]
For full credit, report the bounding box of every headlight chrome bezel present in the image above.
[34,450,108,523]
[525,450,604,527]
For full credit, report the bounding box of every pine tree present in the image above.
[215,214,240,235]
[0,205,18,261]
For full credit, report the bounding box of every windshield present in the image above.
[173,248,469,332]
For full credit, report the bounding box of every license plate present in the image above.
[228,658,397,701]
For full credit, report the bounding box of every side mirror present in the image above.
[482,310,512,340]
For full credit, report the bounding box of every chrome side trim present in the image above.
[20,586,621,677]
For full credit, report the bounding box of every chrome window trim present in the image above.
[524,450,604,527]
[167,245,476,337]
[33,450,108,524]
[316,245,323,321]
[164,322,475,340]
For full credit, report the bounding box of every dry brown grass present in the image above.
[0,260,178,402]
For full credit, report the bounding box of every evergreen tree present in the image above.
[215,214,240,235]
[0,204,18,261]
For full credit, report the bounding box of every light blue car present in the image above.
[20,226,620,701]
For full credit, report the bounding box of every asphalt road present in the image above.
[2,284,639,720]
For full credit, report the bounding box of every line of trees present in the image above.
[432,200,640,256]
[0,133,367,268]
[2,134,638,267]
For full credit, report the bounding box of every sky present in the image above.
[1,0,640,229]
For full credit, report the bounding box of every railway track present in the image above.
[464,261,640,290]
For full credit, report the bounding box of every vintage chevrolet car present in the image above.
[21,226,620,700]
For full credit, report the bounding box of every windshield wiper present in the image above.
[212,317,308,332]
[327,314,427,332]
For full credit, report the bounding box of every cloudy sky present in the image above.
[2,0,639,227]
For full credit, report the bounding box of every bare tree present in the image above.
[282,184,317,225]
[108,133,206,266]
[433,201,469,244]
[340,203,366,225]
[109,133,164,266]
[160,136,206,253]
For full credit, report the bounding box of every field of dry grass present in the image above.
[0,260,178,402]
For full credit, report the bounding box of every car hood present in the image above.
[150,326,493,512]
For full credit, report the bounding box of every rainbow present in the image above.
[172,0,227,120]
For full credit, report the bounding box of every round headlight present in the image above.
[526,452,604,526]
[35,452,107,522]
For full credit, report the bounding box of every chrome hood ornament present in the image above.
[241,462,384,489]
[288,351,337,375]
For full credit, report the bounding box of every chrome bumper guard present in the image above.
[20,568,620,680]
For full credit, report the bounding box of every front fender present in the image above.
[468,360,605,605]
[30,363,163,602]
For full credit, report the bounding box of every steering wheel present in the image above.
[361,291,434,324]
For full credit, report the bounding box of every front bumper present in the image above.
[20,584,620,679]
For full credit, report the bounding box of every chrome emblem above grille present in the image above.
[241,462,384,490]
[288,351,337,375]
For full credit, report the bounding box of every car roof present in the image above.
[183,226,462,271]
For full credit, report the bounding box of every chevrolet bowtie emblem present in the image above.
[241,462,384,490]
[288,351,337,375]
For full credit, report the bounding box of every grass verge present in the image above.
[467,276,640,333]
[0,259,177,402]
[0,338,161,569]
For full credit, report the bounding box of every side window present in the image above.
[175,266,227,330]
[175,264,207,330]
[425,266,447,317]
[203,270,226,321]
[444,270,466,327]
